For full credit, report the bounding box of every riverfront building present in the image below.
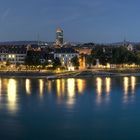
[54,48,79,67]
[0,45,27,64]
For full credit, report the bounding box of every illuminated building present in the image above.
[55,28,63,47]
[0,45,27,64]
[54,48,79,67]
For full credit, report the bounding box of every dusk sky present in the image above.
[0,0,140,43]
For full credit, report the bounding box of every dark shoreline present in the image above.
[0,70,140,79]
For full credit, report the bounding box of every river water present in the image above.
[0,76,140,140]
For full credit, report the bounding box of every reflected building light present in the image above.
[124,77,129,95]
[67,79,75,98]
[77,79,85,94]
[56,79,61,97]
[39,79,44,97]
[61,79,65,95]
[47,81,52,93]
[96,77,102,95]
[105,77,111,94]
[0,78,1,95]
[131,76,136,94]
[7,79,17,112]
[3,79,8,89]
[26,79,31,95]
[96,77,103,104]
[67,79,76,107]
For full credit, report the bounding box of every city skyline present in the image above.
[0,0,140,43]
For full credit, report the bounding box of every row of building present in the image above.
[0,27,135,69]
[0,44,80,68]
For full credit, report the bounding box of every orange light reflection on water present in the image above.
[39,79,44,98]
[105,77,111,94]
[66,79,76,107]
[26,79,31,95]
[131,76,136,94]
[124,77,129,95]
[77,79,85,94]
[7,79,17,112]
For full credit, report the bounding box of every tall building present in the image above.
[56,28,63,47]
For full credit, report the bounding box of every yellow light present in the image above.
[105,77,111,94]
[96,77,102,95]
[47,81,52,93]
[68,66,75,71]
[56,79,61,97]
[131,76,136,94]
[67,78,75,107]
[67,79,75,98]
[39,79,44,97]
[61,79,65,95]
[0,78,1,95]
[26,79,31,95]
[12,55,15,58]
[96,77,103,104]
[77,79,85,94]
[7,79,17,112]
[106,63,110,68]
[124,77,129,95]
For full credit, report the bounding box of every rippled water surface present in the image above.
[0,76,140,140]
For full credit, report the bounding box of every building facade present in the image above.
[54,48,79,67]
[0,45,27,64]
[55,28,63,47]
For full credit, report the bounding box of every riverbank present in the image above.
[0,68,140,79]
[0,70,79,78]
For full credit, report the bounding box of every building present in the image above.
[54,48,79,67]
[55,28,63,47]
[127,44,134,51]
[74,47,92,55]
[0,45,27,65]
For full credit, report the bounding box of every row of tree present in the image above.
[25,50,79,69]
[85,46,140,66]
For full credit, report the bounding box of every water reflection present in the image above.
[96,77,102,104]
[96,77,102,95]
[77,79,85,94]
[123,76,137,103]
[66,79,75,107]
[131,76,136,94]
[0,78,1,95]
[124,77,129,95]
[26,79,31,95]
[61,79,65,95]
[55,79,87,107]
[7,79,17,112]
[105,77,111,94]
[47,80,52,93]
[39,79,44,97]
[56,80,61,97]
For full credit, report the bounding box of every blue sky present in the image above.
[0,0,140,43]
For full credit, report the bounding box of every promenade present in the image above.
[0,68,140,79]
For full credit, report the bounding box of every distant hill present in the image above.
[0,41,49,46]
[108,41,140,46]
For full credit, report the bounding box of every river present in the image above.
[0,76,140,140]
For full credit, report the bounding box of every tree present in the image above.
[6,60,11,66]
[25,51,41,66]
[52,57,61,68]
[71,56,79,68]
[86,55,93,67]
